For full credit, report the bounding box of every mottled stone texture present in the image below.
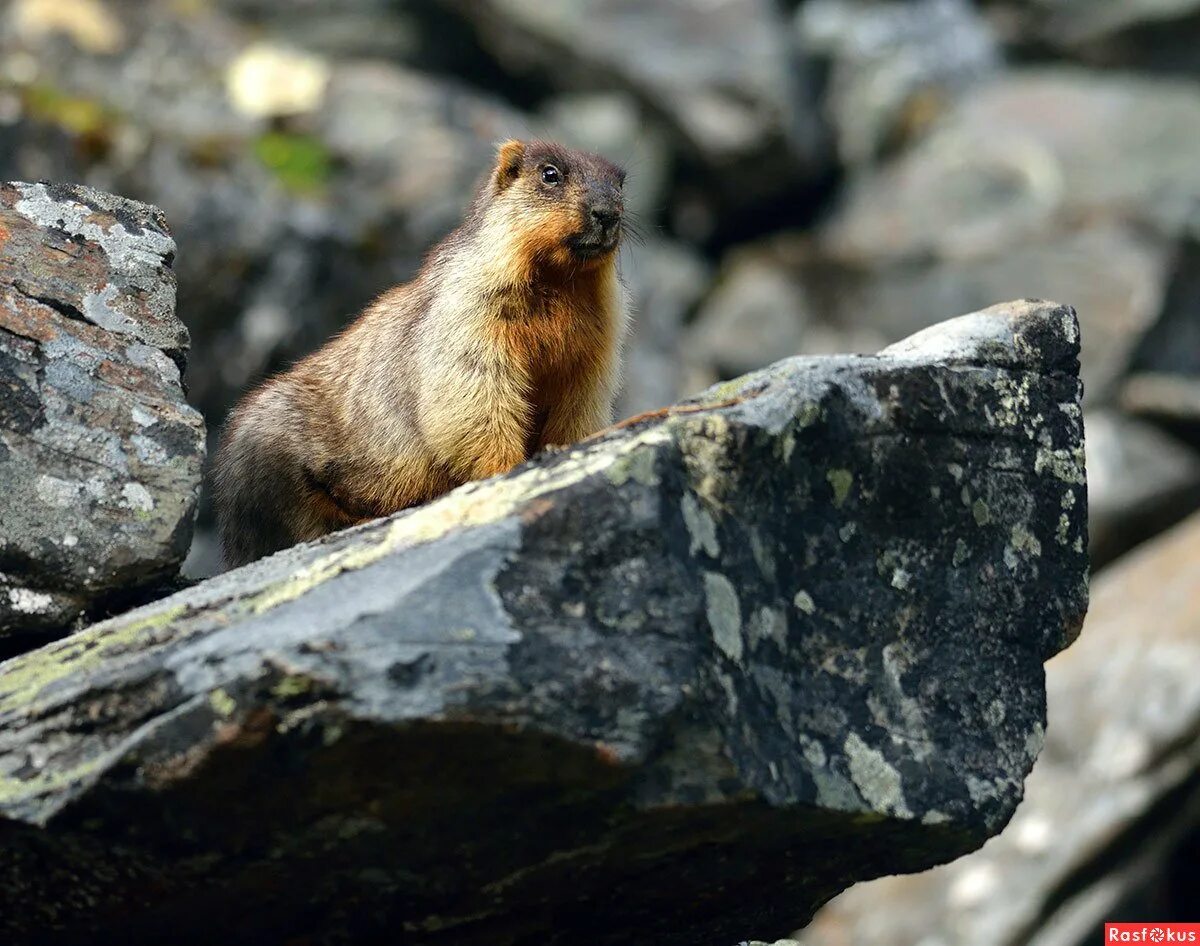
[0,301,1087,946]
[798,510,1200,946]
[0,182,205,641]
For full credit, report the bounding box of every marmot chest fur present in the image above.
[213,139,629,568]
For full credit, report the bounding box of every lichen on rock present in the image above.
[0,299,1086,946]
[0,182,206,643]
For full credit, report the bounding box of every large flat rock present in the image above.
[0,182,206,642]
[0,300,1088,946]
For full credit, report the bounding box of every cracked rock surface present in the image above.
[0,182,206,642]
[0,300,1087,946]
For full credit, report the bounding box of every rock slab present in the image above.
[0,301,1087,945]
[0,182,206,641]
[799,508,1200,946]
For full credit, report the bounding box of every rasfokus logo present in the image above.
[1106,925,1200,942]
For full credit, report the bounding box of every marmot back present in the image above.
[213,139,629,568]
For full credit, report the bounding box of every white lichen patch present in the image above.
[966,774,1010,806]
[677,414,732,506]
[703,572,743,662]
[1025,722,1045,762]
[1035,446,1086,484]
[779,430,796,464]
[35,474,79,508]
[826,469,854,508]
[890,568,911,591]
[747,605,787,651]
[972,499,990,527]
[120,482,155,512]
[715,668,739,716]
[922,809,951,825]
[131,434,168,466]
[681,493,720,558]
[793,590,815,615]
[14,183,176,275]
[845,732,913,818]
[799,734,827,768]
[839,522,857,543]
[952,538,970,567]
[983,700,1006,727]
[126,343,183,388]
[1056,513,1071,545]
[82,284,138,335]
[987,374,1034,430]
[606,444,658,488]
[1010,523,1042,557]
[800,733,861,811]
[130,404,157,427]
[208,688,237,719]
[7,586,56,613]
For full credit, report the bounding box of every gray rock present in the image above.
[798,0,999,165]
[1122,237,1200,440]
[810,224,1171,405]
[798,508,1200,946]
[617,238,711,418]
[1085,412,1200,567]
[0,299,1087,946]
[811,69,1200,405]
[824,70,1200,256]
[448,0,828,236]
[0,181,206,642]
[683,251,810,394]
[985,0,1200,72]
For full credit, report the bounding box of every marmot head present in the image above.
[489,139,626,271]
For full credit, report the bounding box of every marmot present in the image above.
[213,139,629,568]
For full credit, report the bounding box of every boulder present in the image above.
[1122,237,1200,443]
[807,69,1200,406]
[798,509,1200,946]
[0,300,1087,946]
[446,0,828,238]
[0,181,205,644]
[616,238,710,418]
[797,0,999,166]
[984,0,1200,73]
[1085,411,1200,567]
[682,251,811,395]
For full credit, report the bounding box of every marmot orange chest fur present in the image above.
[213,140,629,567]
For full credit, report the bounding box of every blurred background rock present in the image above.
[2,0,1197,935]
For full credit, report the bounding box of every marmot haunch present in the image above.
[213,139,629,568]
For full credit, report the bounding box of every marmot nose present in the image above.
[590,205,621,230]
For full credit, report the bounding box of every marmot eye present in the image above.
[541,165,561,185]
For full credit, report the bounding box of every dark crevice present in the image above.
[14,284,91,328]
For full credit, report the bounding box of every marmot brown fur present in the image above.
[213,139,628,567]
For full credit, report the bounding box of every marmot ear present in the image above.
[494,139,525,191]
